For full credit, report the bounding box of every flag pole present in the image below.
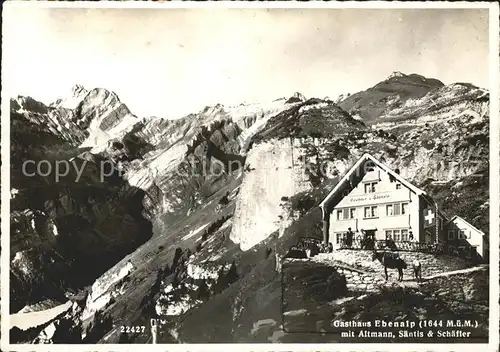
[434,200,439,244]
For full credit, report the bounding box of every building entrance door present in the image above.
[361,229,376,249]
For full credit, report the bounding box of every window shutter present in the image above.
[343,208,349,219]
[394,203,401,215]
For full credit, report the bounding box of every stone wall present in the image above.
[312,249,473,292]
[335,267,383,292]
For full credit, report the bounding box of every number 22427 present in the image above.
[120,326,146,334]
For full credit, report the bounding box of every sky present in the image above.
[3,6,490,119]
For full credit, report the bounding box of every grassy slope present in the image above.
[252,99,366,143]
[339,74,444,122]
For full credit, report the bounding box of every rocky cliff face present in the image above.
[10,86,299,313]
[229,138,312,250]
[9,73,490,343]
[10,109,154,313]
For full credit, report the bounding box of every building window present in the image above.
[396,183,402,190]
[393,229,401,241]
[349,208,356,219]
[364,182,377,194]
[365,162,375,172]
[386,229,408,241]
[364,206,377,218]
[386,204,393,216]
[401,229,408,241]
[337,210,343,221]
[448,229,455,240]
[336,233,342,244]
[337,208,356,220]
[385,202,408,216]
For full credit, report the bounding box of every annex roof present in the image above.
[448,215,485,235]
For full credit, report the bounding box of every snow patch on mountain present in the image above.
[51,85,89,110]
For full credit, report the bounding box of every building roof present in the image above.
[319,153,426,211]
[448,215,485,235]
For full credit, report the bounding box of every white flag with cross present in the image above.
[424,207,435,226]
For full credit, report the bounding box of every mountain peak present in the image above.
[285,92,306,104]
[388,71,406,79]
[338,71,446,121]
[292,92,306,101]
[50,85,90,109]
[71,84,87,97]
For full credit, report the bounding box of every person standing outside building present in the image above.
[346,227,354,248]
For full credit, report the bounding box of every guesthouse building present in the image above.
[319,153,448,248]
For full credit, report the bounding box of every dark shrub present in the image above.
[197,279,210,300]
[172,247,183,270]
[112,141,124,150]
[265,248,272,259]
[226,260,239,285]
